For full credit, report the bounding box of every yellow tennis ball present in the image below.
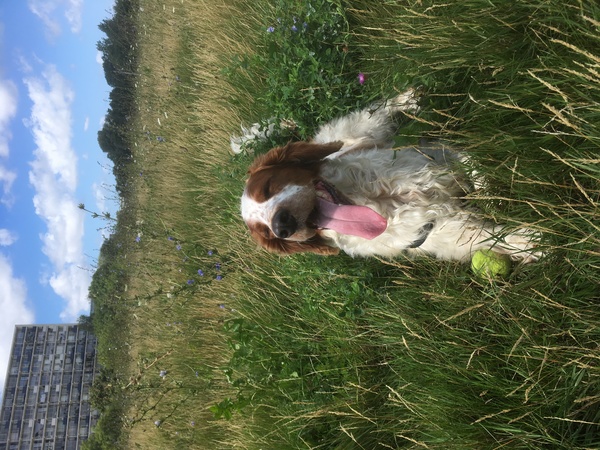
[471,250,512,278]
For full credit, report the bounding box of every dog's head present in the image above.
[241,141,343,255]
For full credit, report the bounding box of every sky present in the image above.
[0,0,116,398]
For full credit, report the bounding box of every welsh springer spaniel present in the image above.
[237,90,540,262]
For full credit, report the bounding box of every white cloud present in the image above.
[64,0,83,33]
[84,116,89,131]
[93,182,107,212]
[0,79,18,207]
[24,64,90,321]
[0,79,18,158]
[0,254,36,398]
[96,51,104,65]
[27,0,83,38]
[17,54,34,74]
[50,265,91,321]
[25,65,77,192]
[0,166,17,208]
[0,229,18,246]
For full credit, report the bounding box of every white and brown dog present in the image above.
[236,90,540,262]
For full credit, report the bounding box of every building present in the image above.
[0,324,99,450]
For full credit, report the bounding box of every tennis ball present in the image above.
[471,250,512,278]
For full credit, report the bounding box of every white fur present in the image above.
[240,90,541,262]
[241,185,304,225]
[314,147,538,261]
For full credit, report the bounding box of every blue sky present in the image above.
[0,0,116,393]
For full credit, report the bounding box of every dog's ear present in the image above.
[248,141,343,174]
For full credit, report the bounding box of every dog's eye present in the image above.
[262,182,271,200]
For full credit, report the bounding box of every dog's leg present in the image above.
[230,121,276,154]
[313,88,420,148]
[493,227,543,263]
[230,119,298,154]
[386,88,421,115]
[421,214,542,263]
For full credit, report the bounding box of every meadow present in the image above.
[87,0,599,448]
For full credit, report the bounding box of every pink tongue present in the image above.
[315,197,387,239]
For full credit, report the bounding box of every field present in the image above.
[87,0,600,449]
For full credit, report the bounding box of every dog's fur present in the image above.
[237,90,540,262]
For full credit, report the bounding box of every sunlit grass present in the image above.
[88,0,600,449]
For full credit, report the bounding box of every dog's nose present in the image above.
[272,209,297,239]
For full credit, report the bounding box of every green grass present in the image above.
[87,0,599,449]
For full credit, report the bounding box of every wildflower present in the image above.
[190,421,196,427]
[291,25,298,32]
[155,420,161,427]
[176,244,182,250]
[218,304,225,309]
[215,263,221,271]
[168,236,174,241]
[207,250,213,256]
[159,370,167,378]
[357,72,367,85]
[187,279,194,285]
[156,136,165,142]
[303,22,308,29]
[135,235,141,243]
[197,269,204,276]
[267,26,275,33]
[216,275,223,281]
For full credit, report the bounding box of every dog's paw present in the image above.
[388,88,421,114]
[503,228,544,263]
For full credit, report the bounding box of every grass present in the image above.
[89,0,599,448]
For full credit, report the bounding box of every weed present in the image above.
[88,0,599,449]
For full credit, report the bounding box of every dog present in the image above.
[236,90,540,262]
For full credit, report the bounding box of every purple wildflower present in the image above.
[267,26,275,33]
[197,269,204,276]
[358,72,367,85]
[187,279,194,285]
[216,275,223,281]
